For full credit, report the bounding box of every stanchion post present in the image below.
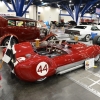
[35,39,40,48]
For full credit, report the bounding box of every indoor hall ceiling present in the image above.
[1,0,100,14]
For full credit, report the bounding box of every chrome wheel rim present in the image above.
[86,35,90,42]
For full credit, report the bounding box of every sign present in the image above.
[36,62,49,76]
[96,8,100,15]
[85,58,94,70]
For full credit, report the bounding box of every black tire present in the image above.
[93,36,100,45]
[2,37,18,46]
[83,34,91,42]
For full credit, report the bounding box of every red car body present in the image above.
[6,41,100,82]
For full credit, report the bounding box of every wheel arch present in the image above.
[0,34,19,45]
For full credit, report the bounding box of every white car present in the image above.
[65,25,100,42]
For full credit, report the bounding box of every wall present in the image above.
[60,10,73,22]
[38,7,60,22]
[38,6,73,22]
[0,1,7,12]
[28,5,37,20]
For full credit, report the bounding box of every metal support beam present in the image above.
[81,0,99,17]
[18,0,25,16]
[22,0,34,16]
[15,0,19,14]
[11,0,17,14]
[3,0,12,11]
[3,0,34,17]
[74,0,82,23]
[62,4,74,20]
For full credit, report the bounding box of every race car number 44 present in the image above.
[36,62,49,76]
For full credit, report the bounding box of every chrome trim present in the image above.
[57,64,83,75]
[56,60,85,74]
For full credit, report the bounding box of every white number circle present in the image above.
[36,62,49,76]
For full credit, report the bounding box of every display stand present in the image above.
[85,58,97,70]
[74,35,79,41]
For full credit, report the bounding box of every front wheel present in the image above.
[83,34,91,42]
[2,37,18,46]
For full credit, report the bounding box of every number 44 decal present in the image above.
[36,62,49,76]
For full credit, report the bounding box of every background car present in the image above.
[65,25,100,42]
[80,22,97,25]
[0,16,56,46]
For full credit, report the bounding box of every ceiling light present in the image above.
[69,0,72,3]
[97,4,99,5]
[40,0,42,1]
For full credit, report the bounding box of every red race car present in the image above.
[2,40,100,82]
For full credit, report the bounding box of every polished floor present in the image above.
[0,63,100,100]
[0,40,100,100]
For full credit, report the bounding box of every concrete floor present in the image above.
[0,40,100,100]
[0,64,100,100]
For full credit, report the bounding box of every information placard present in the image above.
[85,58,94,70]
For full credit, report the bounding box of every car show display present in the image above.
[2,36,100,82]
[1,0,100,99]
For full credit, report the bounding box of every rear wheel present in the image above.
[95,55,100,62]
[93,36,100,45]
[2,37,18,46]
[83,34,91,42]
